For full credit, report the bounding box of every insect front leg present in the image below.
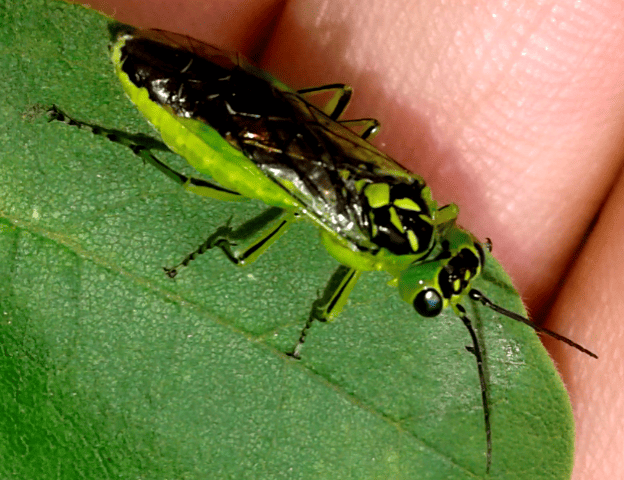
[164,208,297,277]
[47,105,243,202]
[290,266,362,358]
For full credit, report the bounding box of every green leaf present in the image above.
[0,1,574,478]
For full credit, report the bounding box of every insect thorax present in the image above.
[437,228,486,304]
[358,179,436,255]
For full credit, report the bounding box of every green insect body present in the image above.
[110,29,474,317]
[49,27,597,473]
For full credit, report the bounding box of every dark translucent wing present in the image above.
[119,30,432,252]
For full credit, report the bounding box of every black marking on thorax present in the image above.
[439,245,482,300]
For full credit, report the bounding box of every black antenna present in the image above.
[469,289,598,359]
[456,288,598,473]
[455,303,492,472]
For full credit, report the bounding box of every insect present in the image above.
[48,26,597,472]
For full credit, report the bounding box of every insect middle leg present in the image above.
[47,105,243,202]
[164,207,298,277]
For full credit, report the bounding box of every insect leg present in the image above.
[129,145,243,201]
[47,105,243,202]
[433,203,460,235]
[297,84,353,120]
[338,118,380,140]
[164,208,297,277]
[297,86,381,139]
[454,303,492,473]
[290,266,362,358]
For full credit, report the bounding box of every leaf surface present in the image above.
[0,2,574,478]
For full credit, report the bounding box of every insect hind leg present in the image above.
[297,84,353,120]
[47,105,243,201]
[297,86,381,139]
[338,118,380,140]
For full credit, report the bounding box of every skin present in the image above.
[73,1,624,478]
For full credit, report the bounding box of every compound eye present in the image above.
[413,288,443,317]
